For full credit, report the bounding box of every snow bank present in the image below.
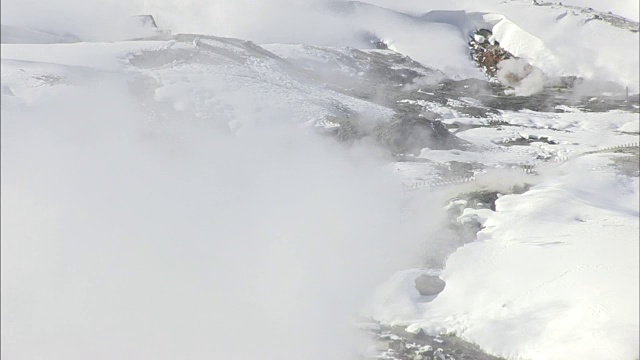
[486,13,560,73]
[371,153,640,359]
[619,120,640,133]
[344,1,640,93]
[483,6,639,94]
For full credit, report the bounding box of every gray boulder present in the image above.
[414,274,446,296]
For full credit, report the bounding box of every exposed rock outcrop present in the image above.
[414,274,446,296]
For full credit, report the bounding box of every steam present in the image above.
[0,0,155,41]
[403,71,449,91]
[496,58,546,96]
[136,0,368,46]
[1,0,362,45]
[1,63,439,358]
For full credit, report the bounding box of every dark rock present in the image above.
[376,113,461,155]
[469,29,514,77]
[497,135,558,146]
[389,338,408,352]
[414,274,446,296]
[370,324,506,360]
[132,15,158,29]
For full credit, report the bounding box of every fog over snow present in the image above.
[1,42,443,359]
[1,1,639,360]
[2,0,639,90]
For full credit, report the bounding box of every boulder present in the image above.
[414,274,446,296]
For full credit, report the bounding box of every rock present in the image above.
[414,274,446,296]
[470,29,514,77]
[434,348,446,360]
[415,344,434,359]
[406,326,428,340]
[389,338,407,353]
[476,29,493,39]
[374,325,506,360]
[376,113,459,155]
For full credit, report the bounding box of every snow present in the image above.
[424,6,639,93]
[2,1,639,359]
[1,41,177,70]
[380,106,640,359]
[473,33,486,43]
[374,105,640,359]
[5,0,638,91]
[0,24,78,44]
[373,153,640,359]
[553,0,640,22]
[1,37,394,130]
[328,3,486,80]
[441,110,640,159]
[619,119,640,133]
[319,1,640,93]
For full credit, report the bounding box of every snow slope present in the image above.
[1,36,394,129]
[372,106,640,359]
[4,0,638,91]
[125,0,640,93]
[372,151,640,359]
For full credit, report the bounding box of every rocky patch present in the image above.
[469,29,514,78]
[496,134,558,146]
[362,323,506,360]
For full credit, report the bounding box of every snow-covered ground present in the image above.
[122,0,640,93]
[2,1,639,359]
[372,117,640,359]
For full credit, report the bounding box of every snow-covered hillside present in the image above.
[2,1,639,360]
[122,0,640,93]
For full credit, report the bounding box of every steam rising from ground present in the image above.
[496,58,546,96]
[3,0,637,358]
[1,0,356,45]
[1,70,438,358]
[0,0,150,41]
